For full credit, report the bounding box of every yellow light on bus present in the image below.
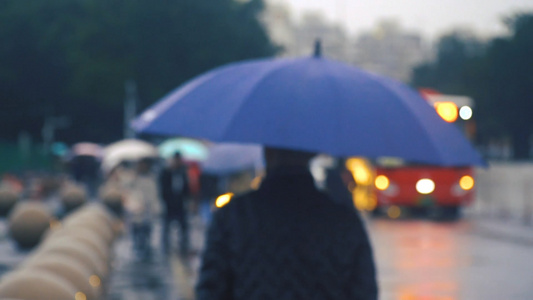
[416,179,435,194]
[375,175,390,191]
[459,175,474,190]
[215,193,234,208]
[435,102,458,123]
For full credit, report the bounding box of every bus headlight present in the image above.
[416,179,435,194]
[459,175,474,190]
[375,175,390,191]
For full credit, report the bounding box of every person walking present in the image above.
[127,158,161,259]
[196,147,378,300]
[159,152,191,256]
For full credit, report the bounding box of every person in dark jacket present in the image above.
[196,147,378,300]
[159,152,191,255]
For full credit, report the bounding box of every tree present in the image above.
[484,14,533,159]
[0,0,276,144]
[412,17,533,160]
[412,31,486,95]
[411,32,497,143]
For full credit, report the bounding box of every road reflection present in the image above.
[369,219,473,300]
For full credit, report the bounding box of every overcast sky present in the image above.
[269,0,533,39]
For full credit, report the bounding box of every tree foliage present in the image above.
[0,0,276,144]
[412,13,533,159]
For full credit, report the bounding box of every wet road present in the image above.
[2,214,530,299]
[368,216,533,300]
[103,215,533,300]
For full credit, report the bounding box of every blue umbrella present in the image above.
[133,47,485,166]
[201,143,264,175]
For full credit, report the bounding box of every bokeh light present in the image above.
[459,106,473,120]
[387,206,401,219]
[416,179,435,194]
[375,175,390,191]
[75,292,87,300]
[215,193,234,208]
[346,158,372,185]
[89,275,101,288]
[435,102,458,122]
[459,175,474,190]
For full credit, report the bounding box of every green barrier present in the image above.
[0,142,53,173]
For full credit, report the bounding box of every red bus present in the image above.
[349,90,477,219]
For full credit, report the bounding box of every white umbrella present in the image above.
[102,139,158,173]
[158,138,209,161]
[70,142,103,159]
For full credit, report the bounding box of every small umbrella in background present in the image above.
[201,143,263,175]
[102,139,158,173]
[69,142,103,159]
[158,138,209,161]
[133,42,485,167]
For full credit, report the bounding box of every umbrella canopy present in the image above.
[70,142,103,159]
[202,143,264,175]
[102,139,158,172]
[132,50,485,167]
[158,138,209,161]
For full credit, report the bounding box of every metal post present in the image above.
[124,80,138,139]
[523,174,532,225]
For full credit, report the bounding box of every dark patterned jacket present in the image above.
[159,166,190,216]
[196,168,378,300]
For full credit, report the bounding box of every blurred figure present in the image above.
[198,172,220,225]
[69,155,100,198]
[196,147,378,300]
[187,161,202,214]
[99,161,134,216]
[105,161,135,190]
[325,158,356,208]
[159,152,191,255]
[1,174,23,194]
[127,158,161,259]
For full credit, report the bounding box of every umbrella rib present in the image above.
[323,62,349,157]
[218,59,301,145]
[365,77,450,164]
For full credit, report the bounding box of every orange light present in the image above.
[75,292,87,300]
[459,175,474,190]
[375,175,390,191]
[346,158,372,185]
[435,102,458,122]
[89,275,101,287]
[215,193,234,208]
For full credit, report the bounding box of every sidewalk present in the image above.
[469,215,533,246]
[105,216,207,300]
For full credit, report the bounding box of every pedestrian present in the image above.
[69,155,100,198]
[196,147,378,300]
[159,152,191,256]
[127,157,161,259]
